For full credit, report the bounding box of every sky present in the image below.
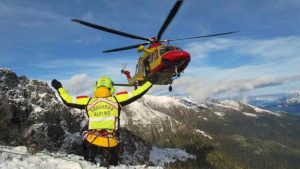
[1,0,300,101]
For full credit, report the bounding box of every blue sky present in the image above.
[1,0,300,101]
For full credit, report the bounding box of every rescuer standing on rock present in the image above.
[51,76,152,166]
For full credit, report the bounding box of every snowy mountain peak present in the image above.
[287,91,300,104]
[0,67,13,73]
[141,95,191,109]
[213,99,242,111]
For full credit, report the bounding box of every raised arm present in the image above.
[51,79,90,109]
[115,81,152,107]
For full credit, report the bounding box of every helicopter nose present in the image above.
[162,50,191,63]
[161,50,191,73]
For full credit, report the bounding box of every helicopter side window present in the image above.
[160,47,167,55]
[165,46,174,51]
[149,54,153,63]
[160,45,178,55]
[139,64,144,73]
[154,50,158,60]
[135,65,139,74]
[176,47,183,51]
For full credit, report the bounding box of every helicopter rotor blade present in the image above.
[103,42,149,53]
[157,0,183,41]
[72,19,149,41]
[164,31,239,42]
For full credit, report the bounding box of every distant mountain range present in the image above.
[247,92,300,115]
[1,68,300,169]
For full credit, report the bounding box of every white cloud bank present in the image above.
[173,75,300,101]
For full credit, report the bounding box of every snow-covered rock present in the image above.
[0,145,163,169]
[149,146,196,167]
[242,112,258,118]
[193,129,213,139]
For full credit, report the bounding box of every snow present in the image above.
[0,68,12,73]
[214,100,241,111]
[0,153,82,169]
[32,105,43,113]
[214,111,225,118]
[149,146,196,167]
[60,131,81,152]
[38,93,47,98]
[182,97,207,109]
[242,112,258,118]
[0,145,195,169]
[0,146,162,169]
[254,96,279,102]
[287,92,300,103]
[142,95,190,109]
[27,123,46,135]
[194,129,213,139]
[123,101,169,126]
[70,108,86,117]
[2,146,29,154]
[213,99,282,117]
[247,104,282,117]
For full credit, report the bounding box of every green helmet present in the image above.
[95,76,115,94]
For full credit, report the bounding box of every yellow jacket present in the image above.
[57,81,153,131]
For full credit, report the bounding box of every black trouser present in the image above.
[82,140,119,166]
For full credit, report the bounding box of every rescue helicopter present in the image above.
[72,0,237,91]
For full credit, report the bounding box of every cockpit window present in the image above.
[159,45,181,55]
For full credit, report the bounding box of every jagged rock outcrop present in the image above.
[0,68,154,165]
[0,68,83,150]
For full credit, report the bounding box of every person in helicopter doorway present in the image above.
[51,76,152,166]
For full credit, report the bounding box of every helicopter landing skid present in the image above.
[168,80,173,92]
[168,85,173,92]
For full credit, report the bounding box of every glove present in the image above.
[51,79,62,90]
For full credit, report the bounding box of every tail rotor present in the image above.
[121,63,127,74]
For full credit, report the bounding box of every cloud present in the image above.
[0,2,69,23]
[185,36,300,61]
[61,74,95,96]
[185,38,235,60]
[56,71,300,102]
[58,73,136,97]
[239,37,300,60]
[173,75,300,102]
